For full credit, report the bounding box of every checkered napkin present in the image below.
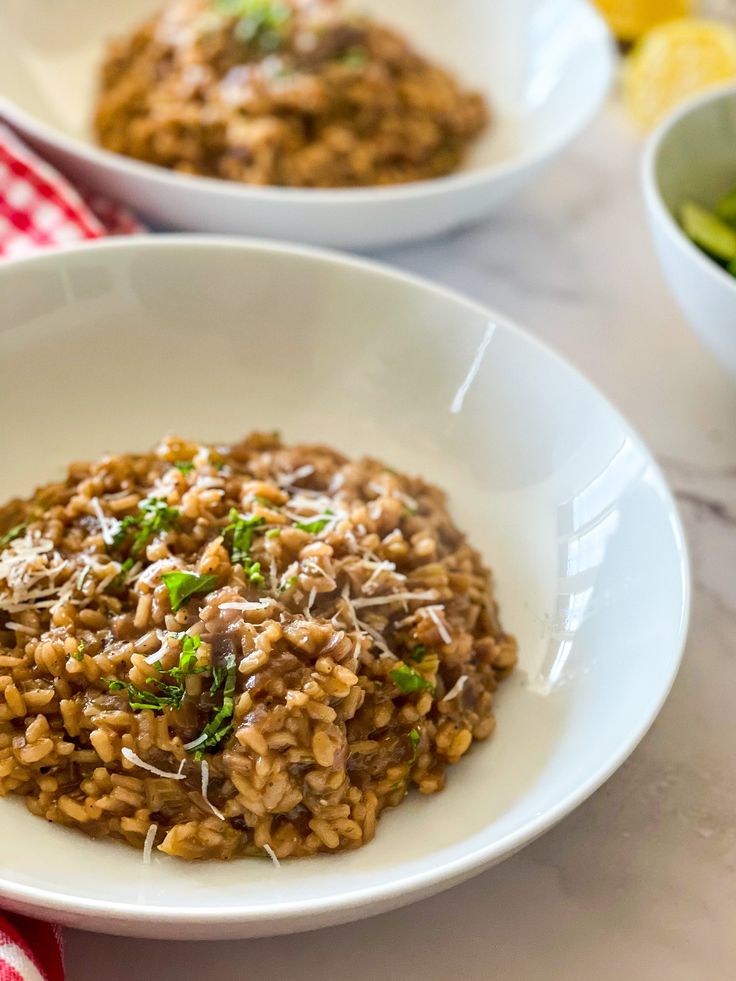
[0,122,143,257]
[0,120,131,976]
[0,914,63,980]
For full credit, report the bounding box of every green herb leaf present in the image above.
[223,508,266,585]
[279,574,298,592]
[338,49,368,69]
[265,528,281,539]
[162,571,218,612]
[109,557,134,593]
[218,0,292,51]
[409,727,420,763]
[294,510,333,535]
[0,523,26,550]
[389,664,434,694]
[409,644,426,662]
[254,495,280,509]
[105,634,209,712]
[112,497,179,556]
[105,676,187,712]
[174,461,194,475]
[193,651,237,758]
[71,641,86,662]
[168,634,206,681]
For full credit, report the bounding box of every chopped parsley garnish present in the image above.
[254,495,279,509]
[162,571,218,612]
[223,508,265,585]
[71,641,85,662]
[110,557,134,592]
[167,634,205,682]
[390,664,434,694]
[409,644,426,662]
[294,511,333,534]
[106,635,206,712]
[338,49,368,69]
[409,727,420,762]
[112,497,180,556]
[217,0,291,51]
[107,676,187,712]
[174,460,194,475]
[192,652,237,759]
[265,528,281,539]
[0,523,25,550]
[279,575,298,591]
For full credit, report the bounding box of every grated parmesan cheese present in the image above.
[121,747,186,780]
[351,590,438,610]
[142,823,158,865]
[144,629,175,665]
[0,533,76,614]
[183,732,208,751]
[90,497,119,546]
[263,843,281,867]
[305,587,317,617]
[442,675,468,702]
[200,759,225,821]
[4,621,35,635]
[425,605,452,645]
[277,464,314,488]
[219,599,275,612]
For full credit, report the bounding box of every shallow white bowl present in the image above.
[643,83,736,380]
[0,0,614,249]
[0,238,688,939]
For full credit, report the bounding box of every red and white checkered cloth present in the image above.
[0,121,141,977]
[0,122,143,257]
[0,914,63,981]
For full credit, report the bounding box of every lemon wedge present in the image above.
[624,19,736,128]
[593,0,692,42]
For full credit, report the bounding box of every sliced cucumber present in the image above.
[715,186,736,225]
[680,200,736,262]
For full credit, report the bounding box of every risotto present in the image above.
[93,0,489,188]
[0,433,516,862]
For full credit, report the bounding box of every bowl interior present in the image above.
[0,0,612,177]
[655,87,736,216]
[0,240,687,935]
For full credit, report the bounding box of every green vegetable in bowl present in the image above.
[679,186,736,277]
[680,201,736,262]
[716,187,736,225]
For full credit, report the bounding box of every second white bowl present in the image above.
[643,83,736,380]
[0,0,613,249]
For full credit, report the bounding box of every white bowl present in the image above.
[0,238,688,939]
[0,0,614,249]
[643,83,736,380]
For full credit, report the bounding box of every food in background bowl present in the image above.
[0,432,516,862]
[679,184,736,277]
[93,0,489,188]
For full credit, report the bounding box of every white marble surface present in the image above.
[65,101,736,980]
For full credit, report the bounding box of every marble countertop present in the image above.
[65,100,736,980]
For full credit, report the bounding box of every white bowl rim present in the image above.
[0,0,614,207]
[642,79,736,296]
[0,234,690,927]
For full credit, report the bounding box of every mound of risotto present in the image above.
[0,433,516,862]
[93,0,489,187]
